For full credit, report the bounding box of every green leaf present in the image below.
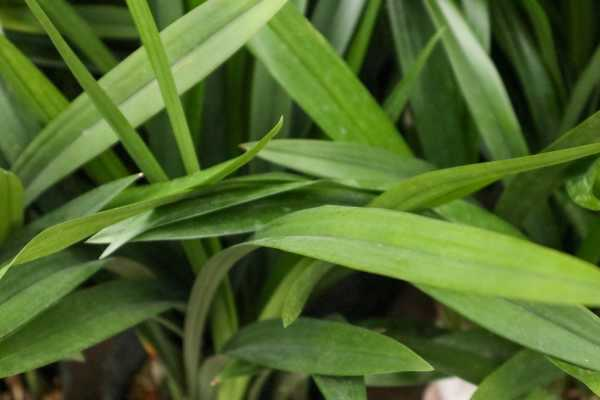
[566,158,600,210]
[282,260,332,327]
[106,184,370,243]
[399,329,517,384]
[520,0,565,102]
[433,200,525,239]
[13,0,288,203]
[249,139,518,237]
[345,0,381,73]
[2,123,280,273]
[0,79,38,165]
[425,0,529,160]
[387,0,475,167]
[1,174,139,263]
[89,179,314,256]
[222,318,431,376]
[37,0,118,72]
[461,0,490,51]
[372,142,600,211]
[310,0,366,55]
[313,376,366,400]
[126,0,200,174]
[497,110,600,225]
[0,34,67,123]
[492,1,560,143]
[0,4,138,40]
[561,44,600,132]
[422,286,600,371]
[0,280,174,378]
[550,358,600,396]
[251,205,600,305]
[0,33,128,183]
[0,255,103,340]
[25,0,168,183]
[383,28,445,123]
[0,169,23,244]
[248,3,410,155]
[471,350,561,400]
[247,139,432,191]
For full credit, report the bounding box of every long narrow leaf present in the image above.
[425,0,528,160]
[222,318,431,376]
[0,169,23,244]
[25,0,168,183]
[126,0,200,173]
[0,280,175,378]
[13,0,288,203]
[248,3,410,155]
[1,123,279,274]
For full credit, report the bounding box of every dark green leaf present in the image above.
[0,280,174,378]
[223,318,432,376]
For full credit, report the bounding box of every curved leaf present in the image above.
[250,206,600,305]
[223,318,431,376]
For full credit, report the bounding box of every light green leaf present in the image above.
[247,139,432,191]
[0,255,103,340]
[372,142,600,211]
[249,139,518,237]
[471,350,561,400]
[313,375,366,400]
[13,0,288,203]
[425,0,528,160]
[0,169,23,244]
[248,3,410,155]
[461,0,490,51]
[126,0,200,174]
[0,280,174,378]
[251,205,600,305]
[223,318,431,376]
